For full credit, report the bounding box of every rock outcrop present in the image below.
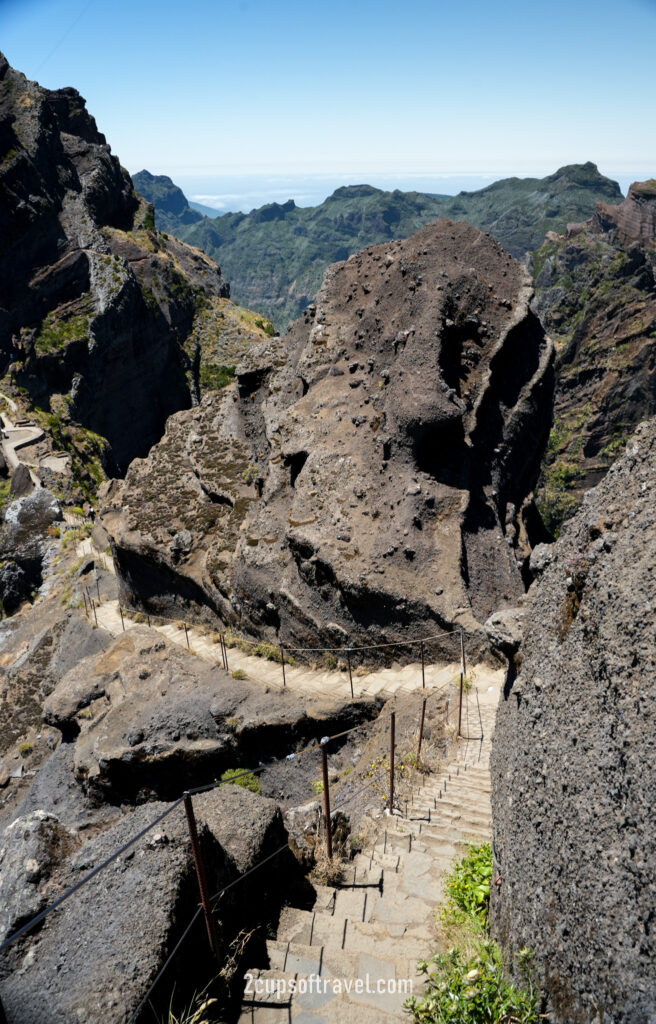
[0,54,230,474]
[0,488,61,614]
[491,419,656,1024]
[102,221,554,656]
[0,787,297,1024]
[532,180,656,535]
[592,179,656,248]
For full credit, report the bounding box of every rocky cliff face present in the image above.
[0,54,230,474]
[102,221,554,655]
[593,179,656,248]
[532,180,656,535]
[490,419,656,1023]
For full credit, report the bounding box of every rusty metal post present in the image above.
[221,634,229,674]
[218,634,226,671]
[119,606,125,632]
[96,577,100,602]
[91,599,98,627]
[389,711,396,814]
[280,645,286,688]
[184,621,190,649]
[420,640,425,689]
[417,697,427,762]
[183,794,220,960]
[321,744,333,860]
[458,628,466,737]
[82,591,89,617]
[147,613,151,627]
[346,649,354,699]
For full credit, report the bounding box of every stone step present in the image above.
[275,906,433,960]
[239,960,420,1022]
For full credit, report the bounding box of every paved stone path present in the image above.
[92,596,496,703]
[238,682,499,1022]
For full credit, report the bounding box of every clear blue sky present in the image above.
[3,0,655,188]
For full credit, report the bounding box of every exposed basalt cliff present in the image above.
[491,419,656,1024]
[102,221,554,655]
[0,54,236,475]
[533,179,656,534]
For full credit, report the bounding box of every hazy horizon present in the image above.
[3,0,655,189]
[133,167,644,217]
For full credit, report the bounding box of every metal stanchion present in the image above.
[184,622,190,649]
[183,795,220,960]
[321,743,333,860]
[389,712,396,814]
[346,649,354,698]
[417,697,427,762]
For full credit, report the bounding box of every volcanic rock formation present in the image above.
[0,53,229,474]
[592,178,656,248]
[533,179,656,534]
[102,221,554,655]
[491,419,656,1024]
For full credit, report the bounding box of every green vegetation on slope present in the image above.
[134,163,623,330]
[533,230,656,535]
[406,843,539,1024]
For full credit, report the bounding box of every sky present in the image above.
[2,0,655,209]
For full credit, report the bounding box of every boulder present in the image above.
[484,607,524,657]
[0,488,61,614]
[0,810,73,944]
[0,785,298,1024]
[0,801,229,1023]
[491,419,656,1023]
[103,220,554,660]
[9,463,33,497]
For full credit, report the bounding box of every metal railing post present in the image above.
[346,649,354,698]
[458,629,466,737]
[183,794,220,961]
[420,640,425,689]
[389,712,396,814]
[119,606,125,632]
[91,599,98,627]
[417,697,427,762]
[321,744,333,860]
[184,621,190,649]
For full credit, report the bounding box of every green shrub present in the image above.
[407,944,538,1024]
[220,767,261,794]
[254,640,282,662]
[231,668,247,680]
[323,652,338,670]
[406,843,539,1024]
[444,842,493,924]
[199,363,236,391]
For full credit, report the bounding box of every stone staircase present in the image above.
[238,691,499,1022]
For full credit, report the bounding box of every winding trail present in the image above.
[0,392,43,487]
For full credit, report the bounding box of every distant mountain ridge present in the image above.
[133,163,623,328]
